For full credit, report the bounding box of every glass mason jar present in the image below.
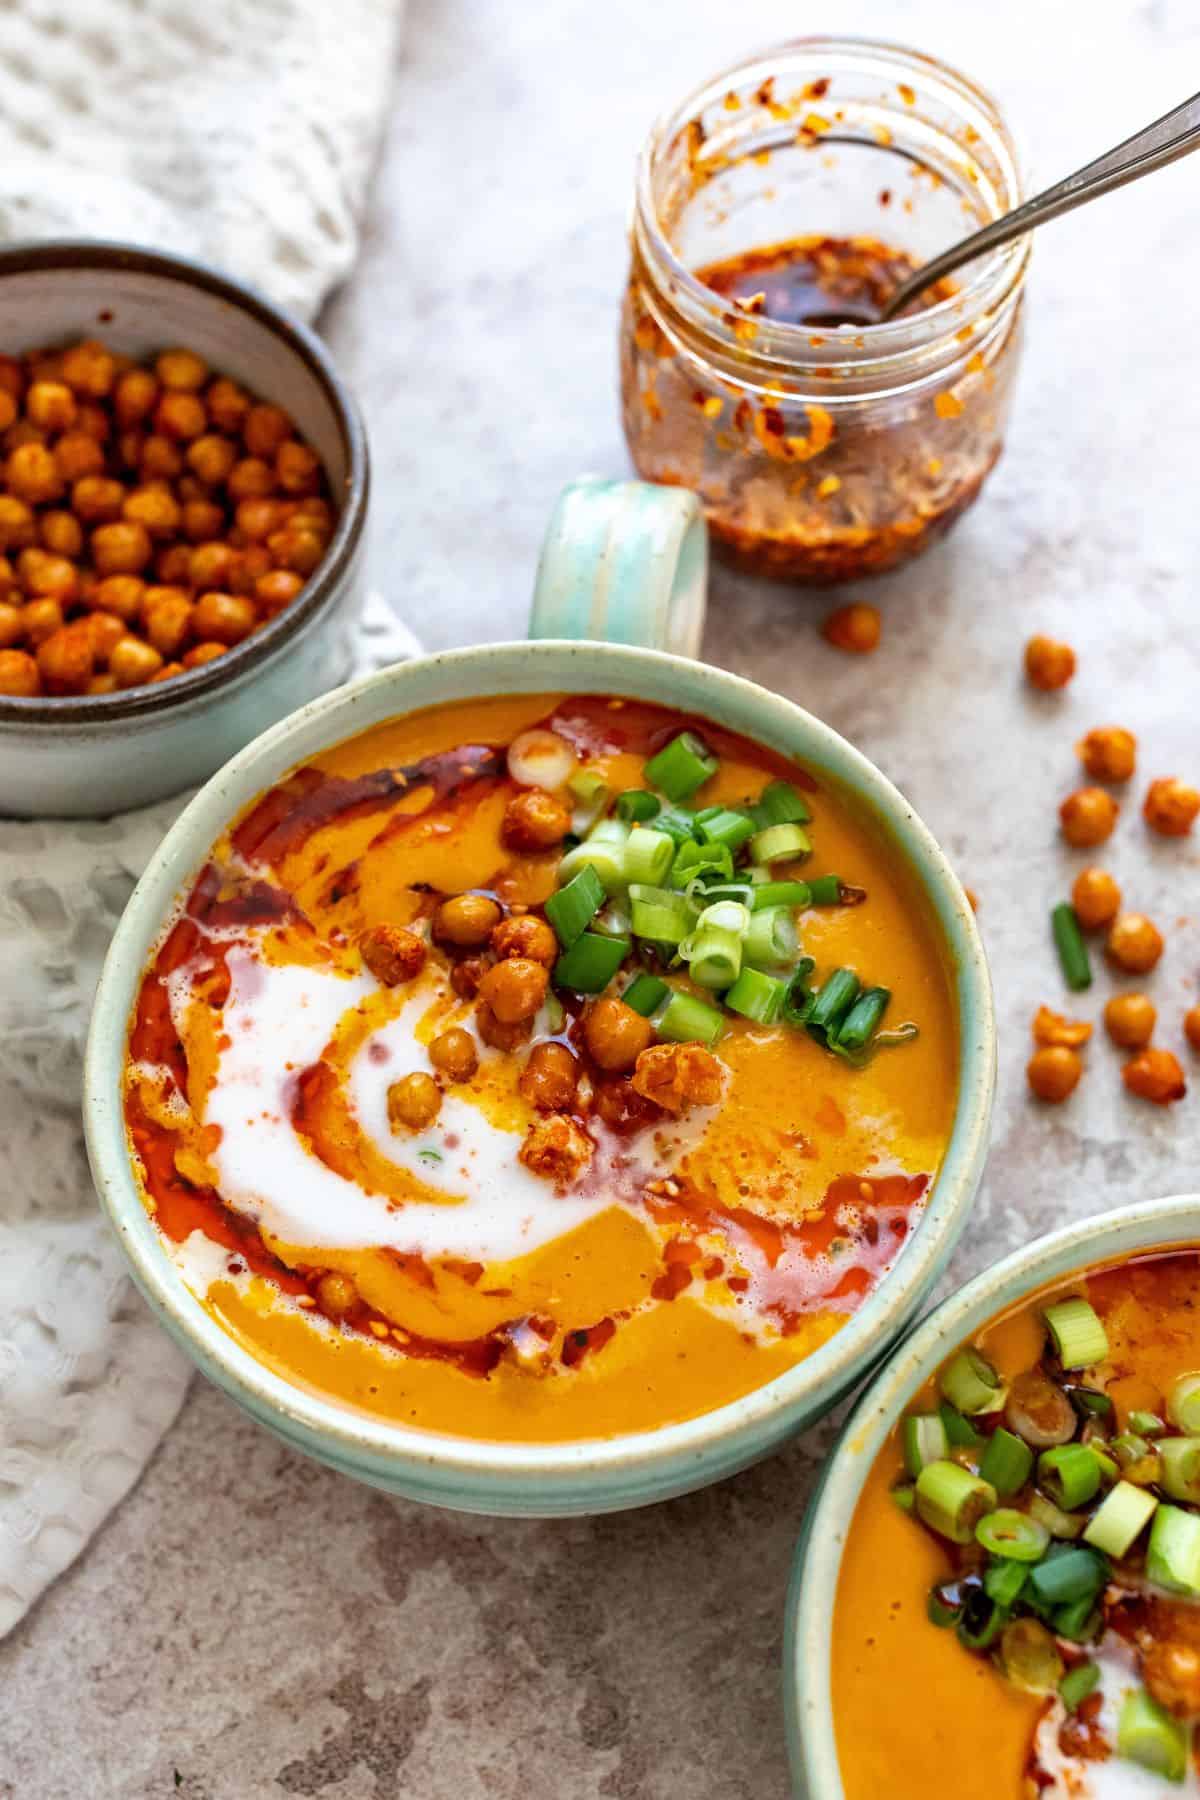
[620,38,1029,584]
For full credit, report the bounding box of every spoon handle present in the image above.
[881,89,1200,320]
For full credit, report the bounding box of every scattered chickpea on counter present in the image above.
[1024,635,1076,692]
[1103,993,1156,1050]
[822,603,881,656]
[1026,1044,1084,1104]
[1070,867,1121,931]
[1143,776,1200,838]
[1122,1046,1187,1106]
[1076,725,1136,783]
[1059,786,1119,848]
[1106,912,1164,974]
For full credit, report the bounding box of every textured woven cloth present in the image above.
[0,0,408,1635]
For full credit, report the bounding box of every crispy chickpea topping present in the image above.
[1122,1047,1186,1106]
[1071,867,1121,932]
[518,1042,579,1111]
[0,648,40,696]
[316,1271,358,1318]
[491,913,558,966]
[583,996,656,1072]
[1104,992,1156,1050]
[822,602,881,655]
[475,1002,531,1051]
[449,955,488,999]
[1143,1641,1200,1721]
[1076,726,1136,783]
[358,923,427,987]
[1024,635,1076,692]
[503,788,572,852]
[434,893,502,947]
[1026,1045,1083,1104]
[1106,912,1164,974]
[387,1071,442,1132]
[631,1042,724,1115]
[1143,776,1200,838]
[476,956,548,1024]
[518,1112,594,1184]
[428,1027,478,1082]
[1059,787,1119,848]
[1032,1007,1092,1049]
[1185,1005,1200,1054]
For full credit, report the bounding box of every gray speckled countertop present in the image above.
[6,1,1200,1794]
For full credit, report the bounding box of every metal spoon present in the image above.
[879,89,1200,321]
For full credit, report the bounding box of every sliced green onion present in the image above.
[655,807,698,845]
[926,1582,961,1626]
[956,1588,1008,1651]
[545,865,605,947]
[1000,1618,1064,1696]
[939,1402,983,1449]
[742,905,798,970]
[750,780,812,829]
[688,878,754,909]
[1052,901,1093,993]
[629,884,694,946]
[1044,1297,1109,1370]
[1058,1660,1100,1712]
[657,990,724,1047]
[568,768,610,833]
[621,973,669,1018]
[1090,1445,1119,1484]
[1159,1437,1200,1504]
[781,958,817,1027]
[553,931,630,995]
[624,826,674,886]
[750,821,811,864]
[941,1347,1005,1417]
[1113,1433,1162,1486]
[1147,1505,1200,1597]
[695,899,750,937]
[1027,1547,1107,1608]
[914,1461,997,1544]
[980,1428,1034,1498]
[750,880,810,911]
[1029,1491,1086,1540]
[806,874,842,906]
[1166,1373,1200,1435]
[1128,1410,1166,1438]
[557,819,630,895]
[901,1412,950,1478]
[615,789,660,823]
[1068,1385,1114,1422]
[684,925,743,990]
[805,968,862,1047]
[724,967,787,1025]
[1038,1444,1103,1510]
[1052,1596,1102,1642]
[1083,1480,1159,1556]
[644,732,717,803]
[1117,1688,1188,1783]
[890,1482,916,1515]
[672,838,733,885]
[694,806,756,852]
[834,986,891,1053]
[976,1508,1050,1562]
[594,900,632,938]
[985,1559,1028,1609]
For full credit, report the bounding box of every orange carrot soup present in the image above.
[835,1250,1200,1798]
[123,694,956,1443]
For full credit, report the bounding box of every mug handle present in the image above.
[529,477,708,657]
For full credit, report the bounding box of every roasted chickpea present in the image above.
[72,475,125,523]
[156,543,192,586]
[0,648,40,696]
[0,554,13,597]
[429,1027,479,1082]
[243,403,292,459]
[1104,993,1156,1050]
[206,376,250,434]
[1184,1005,1200,1053]
[123,485,182,539]
[86,610,126,663]
[316,1271,358,1317]
[475,1001,532,1051]
[191,591,257,645]
[1071,866,1122,931]
[115,428,145,472]
[25,380,77,434]
[0,495,35,551]
[266,523,325,576]
[51,430,104,484]
[476,956,548,1024]
[142,590,194,657]
[93,574,145,622]
[6,441,63,505]
[156,348,209,392]
[187,540,237,590]
[491,913,558,966]
[450,955,488,999]
[114,373,160,434]
[0,601,23,648]
[226,457,276,502]
[387,1071,442,1131]
[180,498,225,543]
[1076,726,1136,783]
[154,390,207,442]
[109,634,164,688]
[60,340,115,398]
[86,671,118,695]
[583,996,655,1072]
[1024,635,1076,691]
[39,509,83,559]
[186,433,238,487]
[1107,912,1164,974]
[434,893,502,947]
[1122,1047,1186,1106]
[235,497,280,542]
[502,788,571,852]
[0,391,16,435]
[631,1043,724,1114]
[183,641,227,669]
[23,597,64,645]
[1032,1007,1092,1049]
[233,545,271,592]
[139,433,184,480]
[36,623,93,693]
[1059,787,1119,848]
[518,1111,594,1183]
[822,602,881,655]
[18,550,77,605]
[255,568,304,615]
[291,496,334,533]
[1026,1044,1083,1103]
[276,439,321,495]
[358,923,427,987]
[92,520,153,577]
[1143,777,1200,838]
[0,356,23,402]
[518,1041,578,1111]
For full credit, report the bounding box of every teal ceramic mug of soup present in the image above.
[84,477,994,1516]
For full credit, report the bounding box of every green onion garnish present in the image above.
[1146,1504,1200,1597]
[1113,1433,1162,1485]
[891,1482,917,1515]
[1038,1444,1103,1511]
[624,826,674,886]
[1044,1297,1109,1370]
[834,986,891,1053]
[1128,1410,1166,1438]
[553,930,630,995]
[1159,1438,1200,1504]
[926,1582,961,1626]
[750,779,812,829]
[979,1427,1034,1497]
[1116,1688,1188,1783]
[655,807,699,845]
[657,990,724,1047]
[751,879,811,911]
[1083,1479,1159,1556]
[956,1587,1008,1651]
[1058,1660,1100,1712]
[804,968,862,1046]
[672,838,733,885]
[1089,1444,1119,1484]
[1027,1547,1107,1608]
[1167,1372,1200,1435]
[1051,1595,1102,1643]
[940,1347,1005,1417]
[557,819,630,895]
[622,973,669,1017]
[568,768,610,833]
[694,806,756,852]
[985,1558,1029,1609]
[914,1461,997,1545]
[901,1412,950,1478]
[975,1508,1050,1563]
[806,874,842,906]
[545,865,606,948]
[685,924,744,991]
[1068,1385,1113,1422]
[780,958,816,1026]
[742,905,798,971]
[644,731,718,803]
[750,821,811,865]
[628,884,694,946]
[1028,1491,1085,1540]
[615,789,661,823]
[1052,901,1093,992]
[999,1618,1064,1695]
[939,1402,983,1449]
[724,966,788,1025]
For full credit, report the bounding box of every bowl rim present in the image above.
[784,1189,1200,1800]
[0,237,369,728]
[83,637,995,1493]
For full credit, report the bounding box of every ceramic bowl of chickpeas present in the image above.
[0,241,368,816]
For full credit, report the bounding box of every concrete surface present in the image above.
[5,0,1200,1793]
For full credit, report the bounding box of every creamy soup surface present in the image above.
[124,693,956,1442]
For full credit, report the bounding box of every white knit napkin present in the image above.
[0,0,408,1634]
